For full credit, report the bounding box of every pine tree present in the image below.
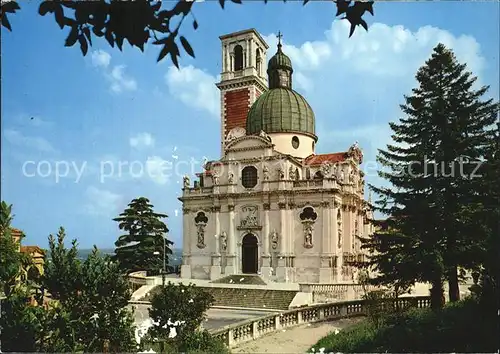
[360,43,498,309]
[113,197,173,275]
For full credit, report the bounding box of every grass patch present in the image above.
[309,297,497,353]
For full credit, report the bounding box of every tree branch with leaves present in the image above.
[1,0,374,68]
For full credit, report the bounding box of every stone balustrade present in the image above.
[210,296,431,348]
[128,271,147,291]
[299,283,379,304]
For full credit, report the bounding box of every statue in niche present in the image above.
[332,164,338,180]
[289,166,296,180]
[183,175,190,188]
[270,229,279,249]
[220,231,227,252]
[196,223,206,249]
[228,172,234,184]
[277,166,285,180]
[263,165,270,181]
[321,162,332,178]
[348,170,355,184]
[303,222,314,249]
[212,172,220,185]
[339,167,346,183]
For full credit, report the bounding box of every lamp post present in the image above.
[153,235,166,287]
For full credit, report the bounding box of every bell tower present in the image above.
[216,29,269,155]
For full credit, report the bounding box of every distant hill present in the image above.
[76,248,183,266]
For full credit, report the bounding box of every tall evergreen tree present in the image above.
[113,197,173,275]
[360,43,498,309]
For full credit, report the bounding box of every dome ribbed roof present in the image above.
[246,88,316,137]
[267,47,293,72]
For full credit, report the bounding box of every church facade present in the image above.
[179,29,374,284]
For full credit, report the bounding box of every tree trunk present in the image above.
[448,265,460,302]
[430,279,445,311]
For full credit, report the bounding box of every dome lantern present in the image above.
[267,31,293,89]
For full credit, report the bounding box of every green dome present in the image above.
[246,88,316,137]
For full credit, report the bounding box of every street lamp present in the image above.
[153,235,166,287]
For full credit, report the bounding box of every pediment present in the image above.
[225,135,273,150]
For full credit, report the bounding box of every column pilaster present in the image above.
[180,208,192,279]
[225,204,237,275]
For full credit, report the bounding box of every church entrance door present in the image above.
[241,233,258,274]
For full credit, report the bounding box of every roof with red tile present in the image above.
[20,245,45,255]
[304,152,347,166]
[10,227,24,237]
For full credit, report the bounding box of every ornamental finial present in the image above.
[277,31,283,49]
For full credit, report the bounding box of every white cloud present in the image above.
[165,65,219,117]
[108,65,137,93]
[90,50,137,94]
[83,186,123,216]
[91,50,111,68]
[145,156,172,185]
[3,129,57,153]
[264,21,485,92]
[130,132,155,149]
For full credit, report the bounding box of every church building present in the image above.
[179,29,374,283]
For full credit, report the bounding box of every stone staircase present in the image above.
[201,287,297,310]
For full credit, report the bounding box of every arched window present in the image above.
[241,166,258,188]
[234,45,243,71]
[313,171,324,179]
[256,48,262,75]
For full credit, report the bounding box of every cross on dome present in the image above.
[277,31,283,47]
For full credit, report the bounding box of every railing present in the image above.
[210,296,431,348]
[293,180,324,188]
[128,271,147,291]
[299,283,379,304]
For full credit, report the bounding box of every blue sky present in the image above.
[2,1,499,249]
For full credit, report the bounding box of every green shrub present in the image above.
[148,282,214,339]
[177,330,230,354]
[310,297,497,353]
[141,282,230,353]
[140,330,229,354]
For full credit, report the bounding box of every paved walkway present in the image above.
[231,317,361,353]
[129,303,272,331]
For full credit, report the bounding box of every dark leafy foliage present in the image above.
[140,283,225,353]
[358,43,499,310]
[113,197,173,275]
[310,298,498,353]
[1,0,374,67]
[148,282,215,338]
[0,201,25,297]
[41,230,136,352]
[43,227,82,303]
